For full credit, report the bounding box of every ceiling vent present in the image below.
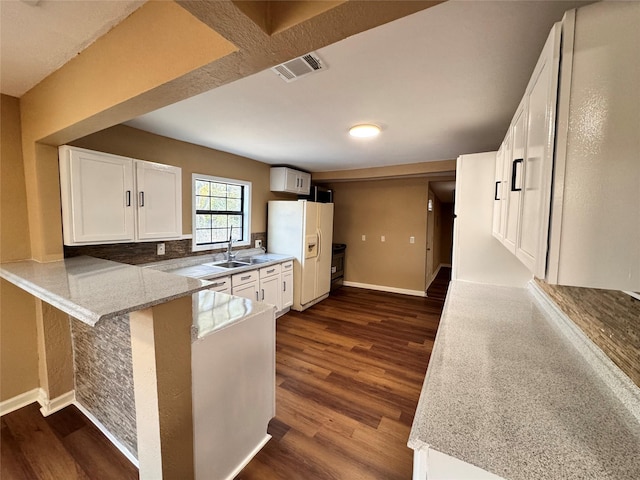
[271,52,325,83]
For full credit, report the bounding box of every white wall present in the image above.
[452,152,532,287]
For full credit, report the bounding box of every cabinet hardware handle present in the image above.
[126,190,131,207]
[139,191,145,206]
[510,159,523,192]
[283,281,286,292]
[261,289,265,300]
[241,275,251,281]
[494,181,500,201]
[256,291,259,301]
[267,268,275,274]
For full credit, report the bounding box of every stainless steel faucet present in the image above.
[227,226,236,261]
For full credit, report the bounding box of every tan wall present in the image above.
[0,95,40,401]
[1,95,31,261]
[70,125,284,236]
[329,178,428,292]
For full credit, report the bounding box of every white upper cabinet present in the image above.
[492,3,640,291]
[270,167,311,195]
[503,100,528,255]
[59,146,182,245]
[491,141,505,241]
[546,4,639,290]
[135,160,182,240]
[59,147,135,244]
[515,23,561,278]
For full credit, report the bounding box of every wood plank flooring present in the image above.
[236,270,450,480]
[1,403,138,480]
[0,269,450,480]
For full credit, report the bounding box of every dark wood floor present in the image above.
[236,270,450,480]
[0,270,450,480]
[1,403,138,480]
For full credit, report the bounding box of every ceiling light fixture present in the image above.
[349,124,381,138]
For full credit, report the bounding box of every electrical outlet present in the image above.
[157,243,165,255]
[255,239,263,248]
[410,236,415,244]
[381,235,385,242]
[361,235,366,241]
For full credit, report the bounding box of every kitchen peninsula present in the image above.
[0,254,277,479]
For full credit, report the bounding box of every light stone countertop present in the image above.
[192,289,275,339]
[409,280,640,480]
[0,256,212,326]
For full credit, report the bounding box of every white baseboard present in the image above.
[343,281,426,297]
[0,388,41,416]
[39,390,75,417]
[74,401,139,467]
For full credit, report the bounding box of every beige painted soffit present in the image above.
[312,159,457,182]
[21,1,238,145]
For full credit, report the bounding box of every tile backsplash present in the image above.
[536,279,640,388]
[63,233,266,265]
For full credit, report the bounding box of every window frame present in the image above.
[191,173,251,252]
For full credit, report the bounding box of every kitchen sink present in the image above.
[247,257,271,265]
[208,261,250,269]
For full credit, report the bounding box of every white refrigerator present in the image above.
[267,200,334,311]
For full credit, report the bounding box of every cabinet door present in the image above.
[60,147,135,244]
[503,101,527,254]
[136,161,182,240]
[281,262,294,309]
[516,24,561,277]
[232,281,259,302]
[283,169,300,193]
[297,171,311,195]
[492,142,505,240]
[260,275,280,309]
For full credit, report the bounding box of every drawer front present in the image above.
[281,261,293,272]
[232,270,259,286]
[207,276,231,292]
[260,264,281,278]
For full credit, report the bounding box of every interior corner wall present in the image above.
[69,125,280,237]
[0,94,40,402]
[328,178,428,292]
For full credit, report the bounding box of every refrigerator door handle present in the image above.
[317,228,322,259]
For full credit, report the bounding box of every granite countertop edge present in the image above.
[0,257,213,326]
[408,279,640,480]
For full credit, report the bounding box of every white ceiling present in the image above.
[126,0,590,173]
[1,0,590,174]
[0,0,143,97]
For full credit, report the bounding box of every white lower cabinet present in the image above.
[413,448,505,480]
[232,271,259,302]
[281,261,294,310]
[259,264,281,310]
[229,261,293,316]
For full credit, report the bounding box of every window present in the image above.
[192,174,251,252]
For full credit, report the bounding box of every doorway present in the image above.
[425,181,455,291]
